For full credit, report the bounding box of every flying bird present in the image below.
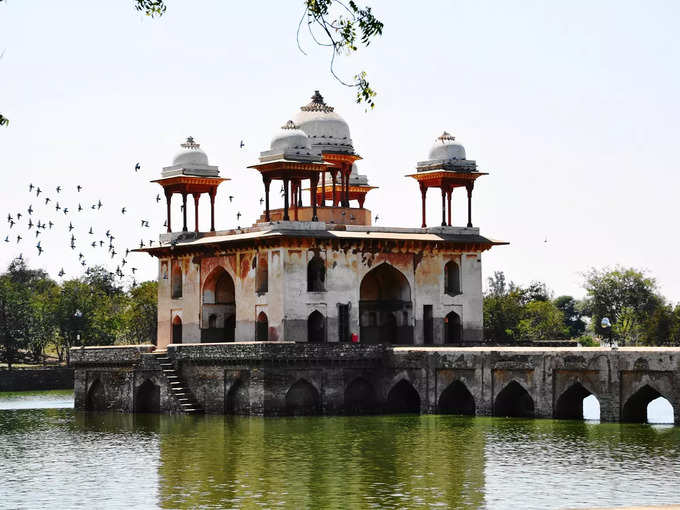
[229,195,234,203]
[6,214,11,222]
[240,140,245,148]
[55,202,61,211]
[121,207,126,214]
[88,227,93,235]
[259,198,264,205]
[156,194,161,203]
[58,268,65,277]
[29,183,34,192]
[134,162,141,172]
[236,211,242,220]
[68,222,74,232]
[36,241,43,255]
[28,218,33,229]
[16,235,22,243]
[45,197,51,205]
[48,221,53,229]
[3,236,8,243]
[78,204,83,212]
[36,187,41,196]
[77,185,82,192]
[97,200,102,209]
[56,186,61,193]
[63,207,69,214]
[16,213,22,220]
[28,205,33,215]
[91,242,96,248]
[375,215,379,222]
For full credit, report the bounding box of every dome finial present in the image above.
[437,132,455,143]
[301,90,334,113]
[281,120,297,130]
[181,136,200,150]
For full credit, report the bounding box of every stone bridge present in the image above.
[71,344,680,424]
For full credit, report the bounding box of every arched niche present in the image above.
[135,379,160,413]
[344,378,376,415]
[256,312,268,342]
[86,379,106,411]
[622,384,675,424]
[307,310,325,343]
[359,263,413,344]
[444,260,461,295]
[438,380,475,415]
[285,379,321,416]
[307,255,326,292]
[201,267,236,342]
[171,260,182,299]
[386,379,421,414]
[172,315,182,344]
[444,311,462,344]
[494,381,535,418]
[225,380,249,415]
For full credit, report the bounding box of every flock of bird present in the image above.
[2,163,164,286]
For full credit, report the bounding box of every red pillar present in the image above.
[447,187,452,226]
[321,170,326,207]
[311,173,319,221]
[193,193,201,233]
[283,178,290,221]
[358,195,365,209]
[466,182,474,228]
[441,187,447,227]
[165,190,172,233]
[331,169,338,207]
[263,176,271,222]
[209,189,216,232]
[419,182,427,228]
[181,192,188,232]
[293,180,299,221]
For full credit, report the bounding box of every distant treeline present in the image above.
[484,268,680,346]
[0,257,156,369]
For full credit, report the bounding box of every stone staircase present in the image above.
[152,351,203,414]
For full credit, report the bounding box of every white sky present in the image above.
[1,1,679,302]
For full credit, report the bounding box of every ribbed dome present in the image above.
[292,91,353,151]
[172,136,209,166]
[428,132,466,162]
[270,120,311,152]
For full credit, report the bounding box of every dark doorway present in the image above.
[225,380,249,415]
[494,381,534,418]
[344,378,376,414]
[135,379,160,413]
[555,382,593,420]
[359,263,413,345]
[338,304,350,342]
[256,312,268,341]
[202,267,236,342]
[386,379,421,414]
[307,310,325,343]
[444,311,462,344]
[438,380,475,415]
[285,379,321,415]
[307,255,326,292]
[172,315,182,344]
[86,379,106,411]
[423,305,433,345]
[444,261,460,295]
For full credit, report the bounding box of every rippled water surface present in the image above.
[1,391,679,509]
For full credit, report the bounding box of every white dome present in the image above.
[271,120,311,152]
[428,132,466,161]
[349,161,369,186]
[292,91,353,152]
[173,136,209,166]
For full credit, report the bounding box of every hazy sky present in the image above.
[1,1,679,301]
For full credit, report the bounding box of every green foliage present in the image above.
[517,301,567,341]
[576,334,599,347]
[134,0,166,17]
[582,266,661,345]
[0,275,33,369]
[554,295,586,338]
[121,281,158,345]
[0,114,8,127]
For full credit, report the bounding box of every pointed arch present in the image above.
[135,379,160,413]
[494,381,534,418]
[256,312,268,341]
[172,315,182,344]
[386,379,421,414]
[307,255,326,292]
[444,311,462,344]
[225,380,249,415]
[344,378,376,414]
[438,380,475,415]
[86,379,106,411]
[555,382,596,420]
[444,260,461,295]
[285,379,321,415]
[171,260,182,299]
[202,266,236,342]
[622,384,673,423]
[307,310,326,343]
[359,263,413,344]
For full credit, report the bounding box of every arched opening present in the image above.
[225,380,249,415]
[172,315,182,344]
[444,261,461,295]
[583,395,601,421]
[494,381,534,418]
[386,379,421,414]
[438,380,475,415]
[344,378,376,414]
[444,311,462,344]
[201,267,236,342]
[359,263,413,344]
[135,379,160,413]
[648,397,675,424]
[171,260,182,299]
[86,379,106,411]
[307,310,325,343]
[307,255,326,292]
[622,385,674,423]
[285,379,321,415]
[255,253,268,294]
[555,382,595,420]
[256,312,268,341]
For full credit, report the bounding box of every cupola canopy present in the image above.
[172,136,209,166]
[270,120,312,152]
[428,132,466,162]
[293,91,354,154]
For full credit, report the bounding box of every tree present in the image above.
[553,295,586,338]
[582,267,661,345]
[517,301,567,341]
[483,272,524,342]
[0,275,33,369]
[122,281,158,345]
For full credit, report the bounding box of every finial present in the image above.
[181,136,200,149]
[281,120,297,130]
[301,90,334,113]
[437,131,455,143]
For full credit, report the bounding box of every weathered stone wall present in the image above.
[0,368,74,392]
[72,344,680,424]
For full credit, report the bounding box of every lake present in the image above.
[0,391,678,509]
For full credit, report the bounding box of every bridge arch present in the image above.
[494,380,534,418]
[622,384,674,423]
[285,379,321,415]
[359,263,413,344]
[438,380,475,415]
[135,379,160,413]
[225,380,249,415]
[344,377,376,414]
[386,379,420,414]
[555,382,599,420]
[86,379,106,411]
